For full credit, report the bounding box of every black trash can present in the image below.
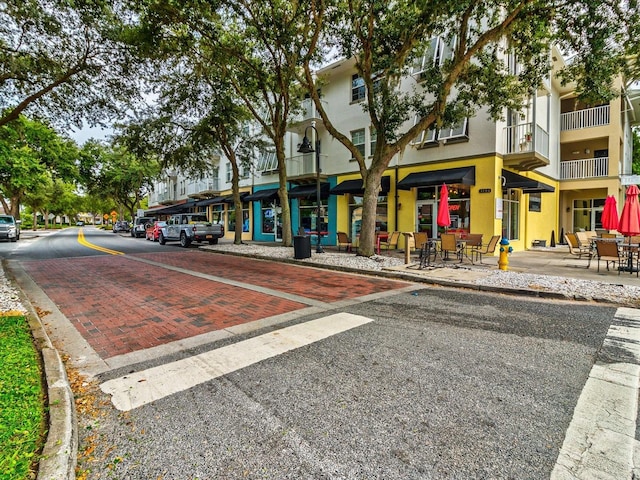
[293,235,311,259]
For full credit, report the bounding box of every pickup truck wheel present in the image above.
[159,232,166,245]
[180,232,191,248]
[208,238,218,245]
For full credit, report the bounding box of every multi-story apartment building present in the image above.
[146,46,639,252]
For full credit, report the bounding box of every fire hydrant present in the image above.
[498,237,513,271]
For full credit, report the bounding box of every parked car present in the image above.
[76,221,85,226]
[131,217,156,238]
[145,221,167,241]
[0,214,20,242]
[113,220,130,233]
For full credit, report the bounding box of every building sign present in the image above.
[479,188,492,193]
[622,175,640,185]
[495,198,503,219]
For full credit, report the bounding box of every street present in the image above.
[2,228,628,479]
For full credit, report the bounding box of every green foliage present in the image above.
[0,115,79,217]
[79,140,160,219]
[0,315,45,480]
[0,0,144,129]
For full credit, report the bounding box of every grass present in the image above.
[0,314,46,480]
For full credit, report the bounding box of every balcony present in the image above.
[157,191,175,204]
[287,98,328,134]
[560,105,610,131]
[286,153,329,179]
[560,157,609,180]
[187,178,219,198]
[503,122,550,170]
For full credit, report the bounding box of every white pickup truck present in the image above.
[0,214,20,242]
[158,213,224,247]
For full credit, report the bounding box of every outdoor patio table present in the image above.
[619,242,640,274]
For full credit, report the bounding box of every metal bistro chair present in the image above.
[463,233,483,263]
[594,239,623,275]
[471,235,499,264]
[336,231,353,252]
[439,233,463,263]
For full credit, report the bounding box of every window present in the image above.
[227,206,249,232]
[348,194,388,242]
[256,151,277,173]
[299,198,327,234]
[369,127,377,157]
[411,116,437,147]
[502,190,520,241]
[351,129,365,159]
[438,118,469,142]
[226,163,232,183]
[412,35,457,80]
[528,193,541,212]
[351,74,365,102]
[572,198,606,231]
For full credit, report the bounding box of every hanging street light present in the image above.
[297,124,324,253]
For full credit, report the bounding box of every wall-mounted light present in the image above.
[584,148,590,154]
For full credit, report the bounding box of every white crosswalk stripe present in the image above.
[100,312,373,411]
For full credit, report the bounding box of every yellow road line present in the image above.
[77,229,125,255]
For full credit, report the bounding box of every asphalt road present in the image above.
[4,228,628,479]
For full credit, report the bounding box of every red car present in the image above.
[145,221,167,242]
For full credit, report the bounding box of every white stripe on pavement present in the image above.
[100,313,373,411]
[551,307,640,479]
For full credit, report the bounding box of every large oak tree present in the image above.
[1,0,143,129]
[300,0,640,255]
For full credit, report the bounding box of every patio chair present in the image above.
[464,233,483,262]
[440,233,463,263]
[336,231,353,252]
[565,232,592,260]
[471,235,500,264]
[594,240,622,274]
[575,231,592,250]
[413,232,428,250]
[380,231,400,254]
[601,233,617,239]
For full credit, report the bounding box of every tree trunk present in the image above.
[275,144,292,247]
[232,179,243,245]
[358,170,385,257]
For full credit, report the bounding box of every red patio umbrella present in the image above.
[618,185,640,272]
[437,183,451,229]
[601,195,619,232]
[619,185,640,237]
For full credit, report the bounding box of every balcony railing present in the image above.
[156,191,174,203]
[504,122,549,157]
[187,179,219,196]
[560,157,609,180]
[560,105,610,131]
[289,98,328,125]
[286,153,328,177]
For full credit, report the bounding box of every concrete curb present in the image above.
[200,247,620,306]
[3,260,77,480]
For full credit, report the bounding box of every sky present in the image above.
[69,124,114,145]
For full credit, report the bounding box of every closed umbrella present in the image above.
[601,195,619,232]
[618,185,640,272]
[437,183,451,229]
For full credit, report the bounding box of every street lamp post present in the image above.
[297,124,324,253]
